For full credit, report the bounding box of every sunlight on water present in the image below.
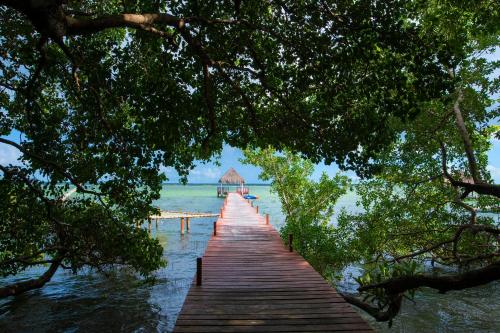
[0,185,498,332]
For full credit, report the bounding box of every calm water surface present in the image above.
[0,185,498,332]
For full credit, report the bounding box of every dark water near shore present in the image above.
[0,185,499,332]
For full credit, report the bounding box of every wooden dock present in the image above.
[146,211,220,234]
[174,193,372,332]
[150,211,219,220]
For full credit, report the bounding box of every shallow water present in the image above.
[0,185,498,332]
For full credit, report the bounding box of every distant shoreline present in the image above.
[161,183,271,186]
[160,182,361,186]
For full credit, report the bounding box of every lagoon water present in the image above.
[0,184,499,332]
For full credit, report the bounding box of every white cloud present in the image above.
[0,143,21,165]
[224,146,239,154]
[487,165,500,180]
[349,174,360,181]
[190,167,221,180]
[159,165,222,182]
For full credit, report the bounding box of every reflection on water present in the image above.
[339,267,500,332]
[0,219,213,332]
[0,185,498,332]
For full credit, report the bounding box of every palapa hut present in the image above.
[217,168,249,197]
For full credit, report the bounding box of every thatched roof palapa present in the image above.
[219,168,245,184]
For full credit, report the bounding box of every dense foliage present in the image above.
[244,0,500,323]
[336,54,500,323]
[0,3,498,325]
[0,0,454,296]
[336,1,500,322]
[242,148,350,274]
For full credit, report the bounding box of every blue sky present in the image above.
[161,145,349,184]
[163,140,500,184]
[175,49,500,184]
[1,51,499,184]
[3,129,498,183]
[1,123,499,185]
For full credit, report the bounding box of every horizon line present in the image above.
[162,182,271,185]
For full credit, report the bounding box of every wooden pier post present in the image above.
[155,218,158,231]
[180,217,185,235]
[196,257,202,286]
[266,214,270,225]
[256,206,259,213]
[174,193,373,332]
[251,201,253,207]
[148,217,152,233]
[288,233,293,252]
[220,208,224,218]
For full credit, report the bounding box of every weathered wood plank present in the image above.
[177,312,363,320]
[173,193,372,332]
[174,324,372,333]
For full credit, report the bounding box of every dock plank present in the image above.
[173,193,372,332]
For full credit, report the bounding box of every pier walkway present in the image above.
[174,193,372,332]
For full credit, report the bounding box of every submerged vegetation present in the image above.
[0,0,499,325]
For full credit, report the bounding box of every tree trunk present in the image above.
[359,261,500,295]
[452,89,480,183]
[0,259,61,298]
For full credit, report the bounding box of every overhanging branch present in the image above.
[359,261,500,294]
[65,13,182,35]
[0,137,102,197]
[0,257,62,298]
[341,293,403,322]
[440,143,500,198]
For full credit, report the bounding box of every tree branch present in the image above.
[392,224,499,263]
[447,70,480,183]
[0,137,102,197]
[359,261,500,294]
[440,143,500,198]
[0,257,62,298]
[65,13,182,35]
[0,80,18,91]
[391,238,455,262]
[451,198,477,224]
[177,27,259,132]
[0,246,62,267]
[341,293,403,322]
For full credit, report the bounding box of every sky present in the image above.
[1,116,499,185]
[161,145,348,184]
[1,123,499,185]
[1,52,499,184]
[179,49,500,184]
[163,140,500,184]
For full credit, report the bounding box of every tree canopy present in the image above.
[335,32,500,322]
[0,0,497,307]
[243,0,500,324]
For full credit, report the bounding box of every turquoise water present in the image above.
[0,185,498,332]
